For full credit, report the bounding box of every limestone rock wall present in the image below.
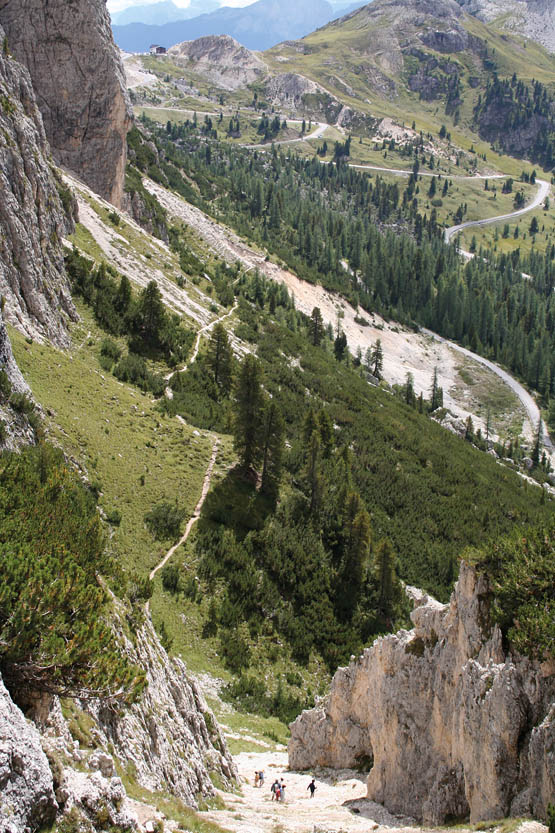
[0,672,57,833]
[86,617,237,806]
[0,0,132,207]
[289,562,555,824]
[0,25,75,346]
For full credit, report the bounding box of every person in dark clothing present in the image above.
[307,778,316,797]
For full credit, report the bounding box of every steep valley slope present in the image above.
[0,1,554,831]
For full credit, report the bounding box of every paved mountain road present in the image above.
[421,329,552,453]
[444,178,551,244]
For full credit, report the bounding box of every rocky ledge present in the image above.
[289,562,554,824]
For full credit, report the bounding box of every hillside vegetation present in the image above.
[132,119,555,413]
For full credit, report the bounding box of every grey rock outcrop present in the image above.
[0,25,75,346]
[456,0,555,53]
[82,616,237,807]
[168,35,267,92]
[289,562,555,824]
[0,672,57,833]
[0,312,35,450]
[57,768,137,831]
[0,0,132,207]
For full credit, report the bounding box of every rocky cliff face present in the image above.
[32,614,236,816]
[5,613,236,830]
[84,617,237,806]
[456,0,555,53]
[289,563,555,824]
[0,672,57,833]
[0,25,75,346]
[0,0,132,207]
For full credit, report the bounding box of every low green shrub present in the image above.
[144,500,185,540]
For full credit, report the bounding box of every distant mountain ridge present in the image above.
[111,0,220,27]
[111,0,366,52]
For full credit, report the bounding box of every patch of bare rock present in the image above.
[0,24,76,347]
[0,0,132,207]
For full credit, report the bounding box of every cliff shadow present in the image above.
[343,797,418,828]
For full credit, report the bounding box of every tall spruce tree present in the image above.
[233,355,265,472]
[309,307,325,347]
[207,322,233,393]
[260,402,285,499]
[371,339,384,378]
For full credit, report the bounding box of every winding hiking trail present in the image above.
[165,301,238,381]
[148,439,220,589]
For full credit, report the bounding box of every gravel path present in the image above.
[422,328,553,454]
[149,438,220,583]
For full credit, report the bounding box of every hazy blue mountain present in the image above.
[112,0,338,52]
[111,0,220,26]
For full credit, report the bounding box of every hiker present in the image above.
[307,778,316,798]
[271,780,279,800]
[275,782,281,801]
[258,770,265,787]
[254,771,259,788]
[279,780,286,802]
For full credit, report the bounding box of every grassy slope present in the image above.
[10,307,296,753]
[9,308,213,578]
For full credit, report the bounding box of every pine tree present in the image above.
[430,366,443,411]
[371,339,383,378]
[137,281,165,348]
[318,408,335,458]
[373,538,398,622]
[405,372,415,406]
[334,331,347,361]
[465,415,474,442]
[207,322,233,393]
[337,491,371,618]
[309,307,325,347]
[260,403,285,499]
[233,355,265,473]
